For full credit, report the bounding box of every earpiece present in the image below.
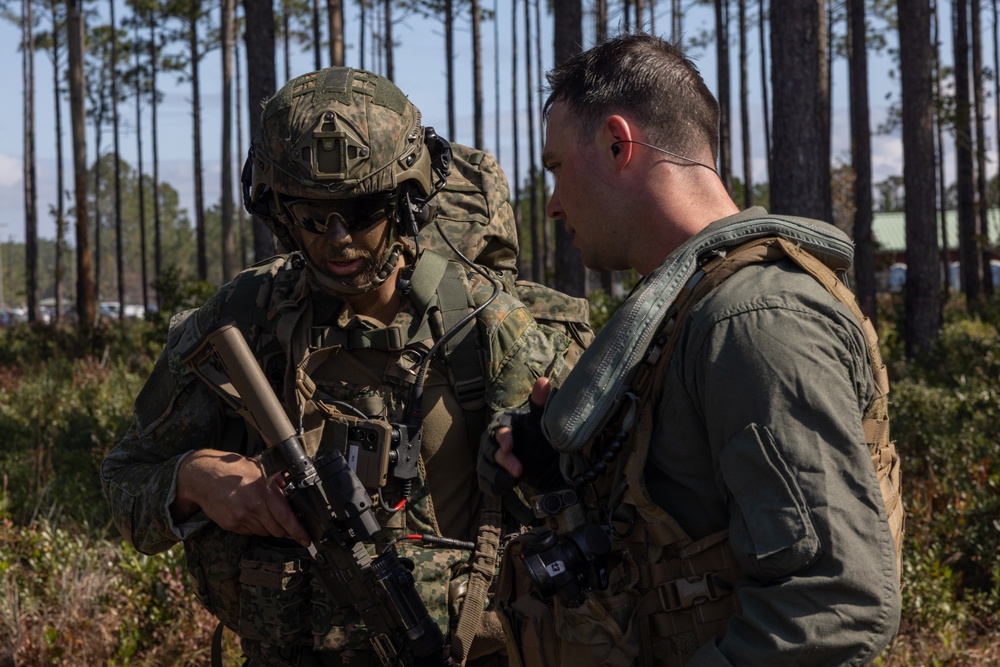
[611,143,621,156]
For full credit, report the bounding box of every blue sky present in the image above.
[0,2,911,244]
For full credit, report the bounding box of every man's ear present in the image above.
[606,115,633,169]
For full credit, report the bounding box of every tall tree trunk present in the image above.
[243,0,277,260]
[534,0,547,276]
[236,30,247,266]
[972,0,993,295]
[596,0,607,43]
[282,0,291,83]
[672,0,682,46]
[954,0,981,304]
[994,0,1000,285]
[898,0,939,355]
[150,14,163,306]
[111,0,124,320]
[51,0,66,322]
[511,0,522,277]
[446,0,455,139]
[738,0,752,208]
[312,0,321,69]
[553,0,585,296]
[494,0,501,158]
[222,0,236,281]
[134,12,148,315]
[715,0,731,192]
[770,0,829,220]
[933,0,950,294]
[67,0,94,331]
[848,0,875,324]
[188,12,207,280]
[472,0,483,148]
[359,0,366,70]
[328,0,344,66]
[22,0,39,322]
[759,0,771,187]
[384,0,393,80]
[524,0,539,282]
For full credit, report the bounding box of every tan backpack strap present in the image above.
[451,494,503,665]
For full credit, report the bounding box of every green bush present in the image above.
[883,314,1000,651]
[0,328,154,527]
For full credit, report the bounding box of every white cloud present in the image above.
[0,153,23,188]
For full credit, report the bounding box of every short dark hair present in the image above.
[543,33,720,164]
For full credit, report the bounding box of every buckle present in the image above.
[658,573,729,610]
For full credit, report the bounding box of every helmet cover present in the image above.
[245,67,437,245]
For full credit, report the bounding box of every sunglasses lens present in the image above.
[282,193,395,233]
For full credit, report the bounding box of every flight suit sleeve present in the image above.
[676,267,901,666]
[101,292,230,555]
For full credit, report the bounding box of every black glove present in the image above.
[477,394,562,496]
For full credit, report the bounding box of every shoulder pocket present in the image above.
[720,423,822,580]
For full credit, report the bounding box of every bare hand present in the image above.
[494,377,552,479]
[172,449,311,547]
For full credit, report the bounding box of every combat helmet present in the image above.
[242,67,451,254]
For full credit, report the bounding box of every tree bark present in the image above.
[954,0,981,305]
[738,0,752,208]
[384,0,393,80]
[222,0,236,281]
[312,0,322,69]
[472,0,483,148]
[898,0,939,355]
[235,27,247,266]
[150,14,163,306]
[188,9,207,280]
[759,0,771,185]
[524,0,539,282]
[848,0,876,324]
[933,0,950,294]
[22,0,39,322]
[715,0,731,193]
[134,12,148,315]
[110,0,125,321]
[243,0,277,261]
[446,0,455,140]
[511,0,522,277]
[553,0,585,296]
[769,0,830,221]
[67,0,95,330]
[672,0,682,46]
[971,0,993,295]
[328,0,344,66]
[50,0,66,321]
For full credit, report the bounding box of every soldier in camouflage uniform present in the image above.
[102,67,586,667]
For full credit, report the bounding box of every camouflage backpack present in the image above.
[418,143,594,353]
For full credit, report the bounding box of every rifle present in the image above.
[182,318,454,667]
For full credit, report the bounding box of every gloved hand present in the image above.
[478,377,561,495]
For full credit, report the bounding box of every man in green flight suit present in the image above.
[480,33,903,666]
[102,66,588,667]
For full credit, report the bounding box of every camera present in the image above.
[518,490,611,608]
